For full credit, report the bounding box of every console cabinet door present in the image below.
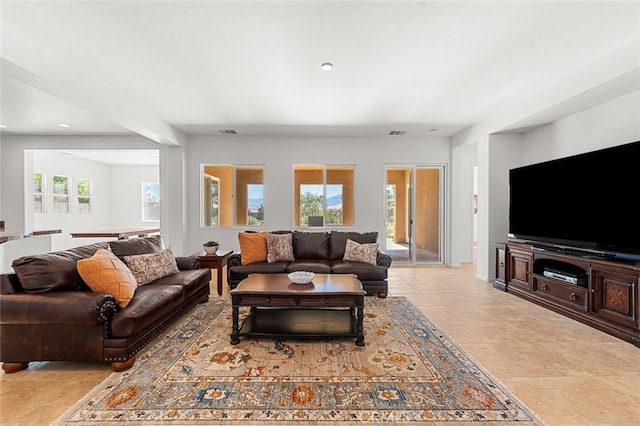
[494,245,507,290]
[592,267,638,329]
[507,249,532,291]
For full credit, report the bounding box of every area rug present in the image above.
[54,297,544,425]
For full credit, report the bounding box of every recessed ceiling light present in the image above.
[219,129,238,135]
[0,125,6,129]
[58,123,71,128]
[321,62,333,71]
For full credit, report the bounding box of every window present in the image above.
[294,165,354,227]
[247,184,264,226]
[201,164,264,227]
[77,178,92,213]
[34,172,44,213]
[53,175,69,213]
[142,182,160,221]
[202,174,220,226]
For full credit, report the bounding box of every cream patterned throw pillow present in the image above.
[343,239,379,265]
[267,232,294,263]
[124,248,179,285]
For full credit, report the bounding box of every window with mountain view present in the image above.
[294,165,354,227]
[201,164,264,227]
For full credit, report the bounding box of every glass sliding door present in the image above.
[384,165,444,264]
[385,167,412,263]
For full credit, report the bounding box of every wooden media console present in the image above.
[495,241,639,347]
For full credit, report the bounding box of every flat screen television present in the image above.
[508,140,640,261]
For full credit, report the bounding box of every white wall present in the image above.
[32,151,111,250]
[521,90,640,165]
[0,136,161,252]
[0,135,160,232]
[4,91,636,268]
[2,134,453,260]
[109,165,160,229]
[30,151,159,251]
[484,133,522,282]
[449,143,477,267]
[480,90,640,282]
[185,136,451,257]
[0,137,3,220]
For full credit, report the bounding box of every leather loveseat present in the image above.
[227,230,391,297]
[0,235,210,373]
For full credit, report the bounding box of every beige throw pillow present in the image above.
[124,247,179,285]
[267,232,294,263]
[343,239,379,265]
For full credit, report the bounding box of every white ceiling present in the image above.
[1,1,639,141]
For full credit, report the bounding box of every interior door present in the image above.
[384,165,444,264]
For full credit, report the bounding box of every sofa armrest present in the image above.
[376,251,392,268]
[227,253,242,268]
[175,256,199,270]
[0,291,118,326]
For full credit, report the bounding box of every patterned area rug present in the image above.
[54,297,543,425]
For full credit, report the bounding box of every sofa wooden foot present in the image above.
[111,357,135,372]
[2,362,29,374]
[199,296,209,303]
[377,292,388,298]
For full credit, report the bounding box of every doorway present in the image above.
[384,165,445,264]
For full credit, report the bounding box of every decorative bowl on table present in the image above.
[202,244,219,254]
[288,271,315,284]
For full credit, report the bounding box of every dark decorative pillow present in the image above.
[108,235,164,262]
[12,242,110,293]
[267,233,294,263]
[293,231,330,259]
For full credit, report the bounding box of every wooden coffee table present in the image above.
[230,273,366,346]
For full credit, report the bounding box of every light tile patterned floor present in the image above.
[1,264,639,425]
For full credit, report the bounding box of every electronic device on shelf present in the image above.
[542,267,588,287]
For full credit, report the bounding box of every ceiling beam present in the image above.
[1,24,186,146]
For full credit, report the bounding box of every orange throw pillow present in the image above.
[238,232,268,265]
[77,248,138,309]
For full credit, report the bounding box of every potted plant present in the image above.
[203,240,219,254]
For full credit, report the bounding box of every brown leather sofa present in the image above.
[0,236,210,373]
[227,231,391,297]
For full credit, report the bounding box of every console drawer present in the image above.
[235,295,359,307]
[533,276,588,311]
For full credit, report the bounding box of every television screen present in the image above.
[508,140,640,259]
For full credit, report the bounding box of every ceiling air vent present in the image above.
[389,130,407,136]
[219,129,238,135]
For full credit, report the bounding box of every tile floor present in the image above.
[1,264,639,425]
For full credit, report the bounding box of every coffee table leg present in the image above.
[230,303,240,345]
[356,305,365,346]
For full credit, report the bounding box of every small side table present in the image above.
[192,249,233,296]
